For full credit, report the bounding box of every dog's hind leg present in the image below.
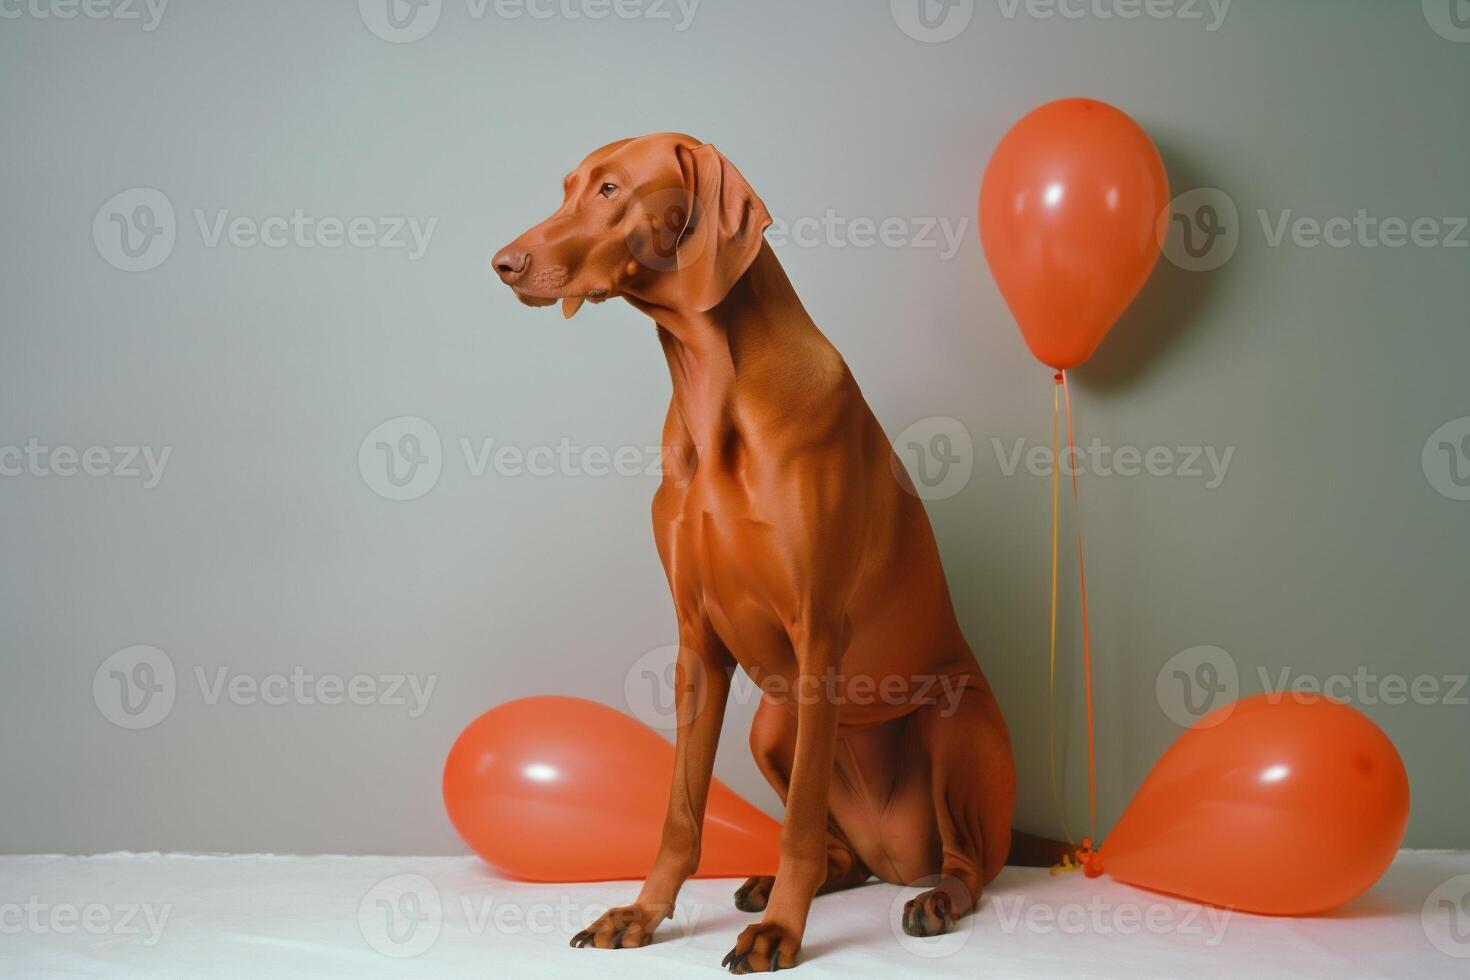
[901,680,1016,937]
[734,834,870,913]
[736,695,872,912]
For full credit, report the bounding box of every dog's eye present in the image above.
[598,182,619,198]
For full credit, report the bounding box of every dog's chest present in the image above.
[662,474,801,671]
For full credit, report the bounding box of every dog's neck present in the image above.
[628,243,842,464]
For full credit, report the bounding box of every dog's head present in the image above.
[492,133,770,318]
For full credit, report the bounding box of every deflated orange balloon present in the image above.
[443,696,780,881]
[980,98,1169,370]
[1102,694,1409,914]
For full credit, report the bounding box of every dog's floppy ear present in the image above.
[672,143,771,312]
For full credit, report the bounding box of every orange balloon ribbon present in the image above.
[1064,372,1098,847]
[1046,372,1099,870]
[1045,375,1070,847]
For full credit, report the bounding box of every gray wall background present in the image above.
[2,0,1467,855]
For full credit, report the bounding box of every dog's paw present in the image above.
[901,888,956,937]
[721,921,798,973]
[733,876,774,912]
[569,903,661,950]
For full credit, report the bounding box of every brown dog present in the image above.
[494,133,1061,972]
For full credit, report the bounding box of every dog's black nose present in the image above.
[493,248,530,284]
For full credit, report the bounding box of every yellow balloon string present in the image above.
[1047,373,1075,847]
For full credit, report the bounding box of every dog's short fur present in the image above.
[494,133,1060,972]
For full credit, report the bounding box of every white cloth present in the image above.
[2,851,1466,978]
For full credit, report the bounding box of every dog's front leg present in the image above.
[571,636,731,950]
[723,627,842,974]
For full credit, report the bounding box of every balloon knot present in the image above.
[1053,372,1064,383]
[1074,838,1104,878]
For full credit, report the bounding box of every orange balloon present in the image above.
[980,98,1169,370]
[1103,694,1409,914]
[442,696,781,881]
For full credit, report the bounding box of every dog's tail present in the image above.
[1005,828,1076,867]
